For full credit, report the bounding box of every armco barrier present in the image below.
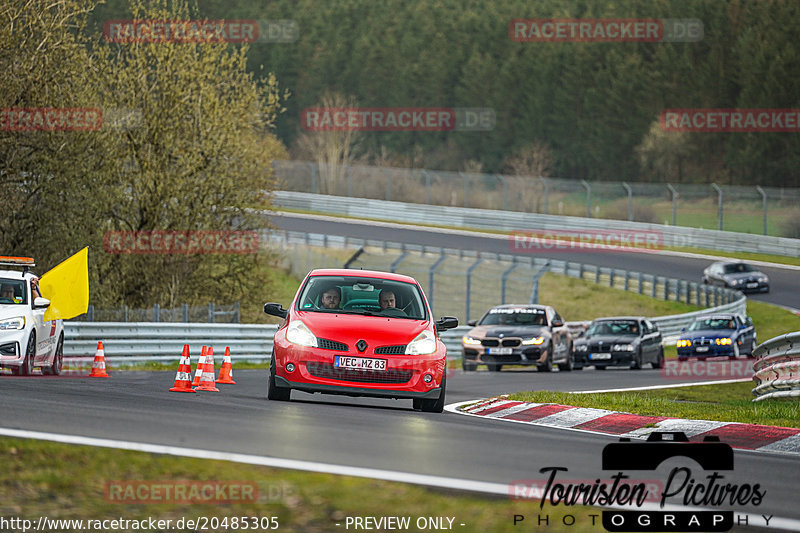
[269,191,800,257]
[64,322,278,363]
[752,332,800,401]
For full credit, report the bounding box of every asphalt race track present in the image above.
[271,212,799,310]
[1,369,798,529]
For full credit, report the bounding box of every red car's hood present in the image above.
[295,310,429,345]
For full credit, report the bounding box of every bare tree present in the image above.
[502,140,555,212]
[293,91,360,195]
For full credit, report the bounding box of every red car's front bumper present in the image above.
[272,338,446,400]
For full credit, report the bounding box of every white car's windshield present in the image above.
[0,278,26,305]
[296,275,427,320]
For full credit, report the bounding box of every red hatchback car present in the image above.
[264,269,459,412]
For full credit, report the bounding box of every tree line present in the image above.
[1,0,287,308]
[89,0,799,186]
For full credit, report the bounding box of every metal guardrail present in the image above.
[65,249,746,363]
[270,191,800,257]
[752,332,800,401]
[74,302,241,323]
[64,322,277,363]
[273,160,800,237]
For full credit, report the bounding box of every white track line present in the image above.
[3,426,800,531]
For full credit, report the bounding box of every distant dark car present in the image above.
[702,261,769,293]
[574,317,663,370]
[461,304,574,372]
[676,314,757,359]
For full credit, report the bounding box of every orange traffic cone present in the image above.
[169,345,196,393]
[216,346,236,384]
[191,346,207,387]
[88,341,109,377]
[194,346,219,392]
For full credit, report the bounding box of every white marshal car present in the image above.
[0,257,64,375]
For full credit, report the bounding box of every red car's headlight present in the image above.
[405,330,437,355]
[286,320,318,348]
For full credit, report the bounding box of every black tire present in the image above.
[420,374,446,413]
[651,347,664,369]
[538,347,553,372]
[595,365,607,371]
[729,342,740,360]
[631,349,642,370]
[461,359,477,372]
[557,345,574,372]
[42,333,64,376]
[267,352,291,401]
[747,339,757,358]
[412,398,422,411]
[14,332,36,376]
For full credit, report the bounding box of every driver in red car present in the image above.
[378,290,396,310]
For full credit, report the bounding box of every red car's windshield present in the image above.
[296,275,428,320]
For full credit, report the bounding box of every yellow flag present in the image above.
[39,247,89,321]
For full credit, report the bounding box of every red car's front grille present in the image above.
[305,362,413,384]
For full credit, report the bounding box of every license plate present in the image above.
[695,346,709,353]
[746,282,758,288]
[488,347,513,355]
[334,356,387,371]
[590,353,611,360]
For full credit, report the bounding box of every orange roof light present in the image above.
[0,256,36,266]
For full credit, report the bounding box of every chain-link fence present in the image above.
[267,230,742,328]
[73,302,240,323]
[274,160,800,237]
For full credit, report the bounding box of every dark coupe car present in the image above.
[702,261,769,293]
[676,314,757,360]
[573,317,664,370]
[461,304,574,372]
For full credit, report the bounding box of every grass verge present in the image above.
[509,382,800,429]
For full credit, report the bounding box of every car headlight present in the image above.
[522,336,545,345]
[285,320,318,348]
[613,344,634,352]
[677,339,692,348]
[729,279,742,286]
[406,330,437,355]
[0,316,25,330]
[715,338,732,345]
[462,336,482,346]
[758,276,768,283]
[576,344,588,352]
